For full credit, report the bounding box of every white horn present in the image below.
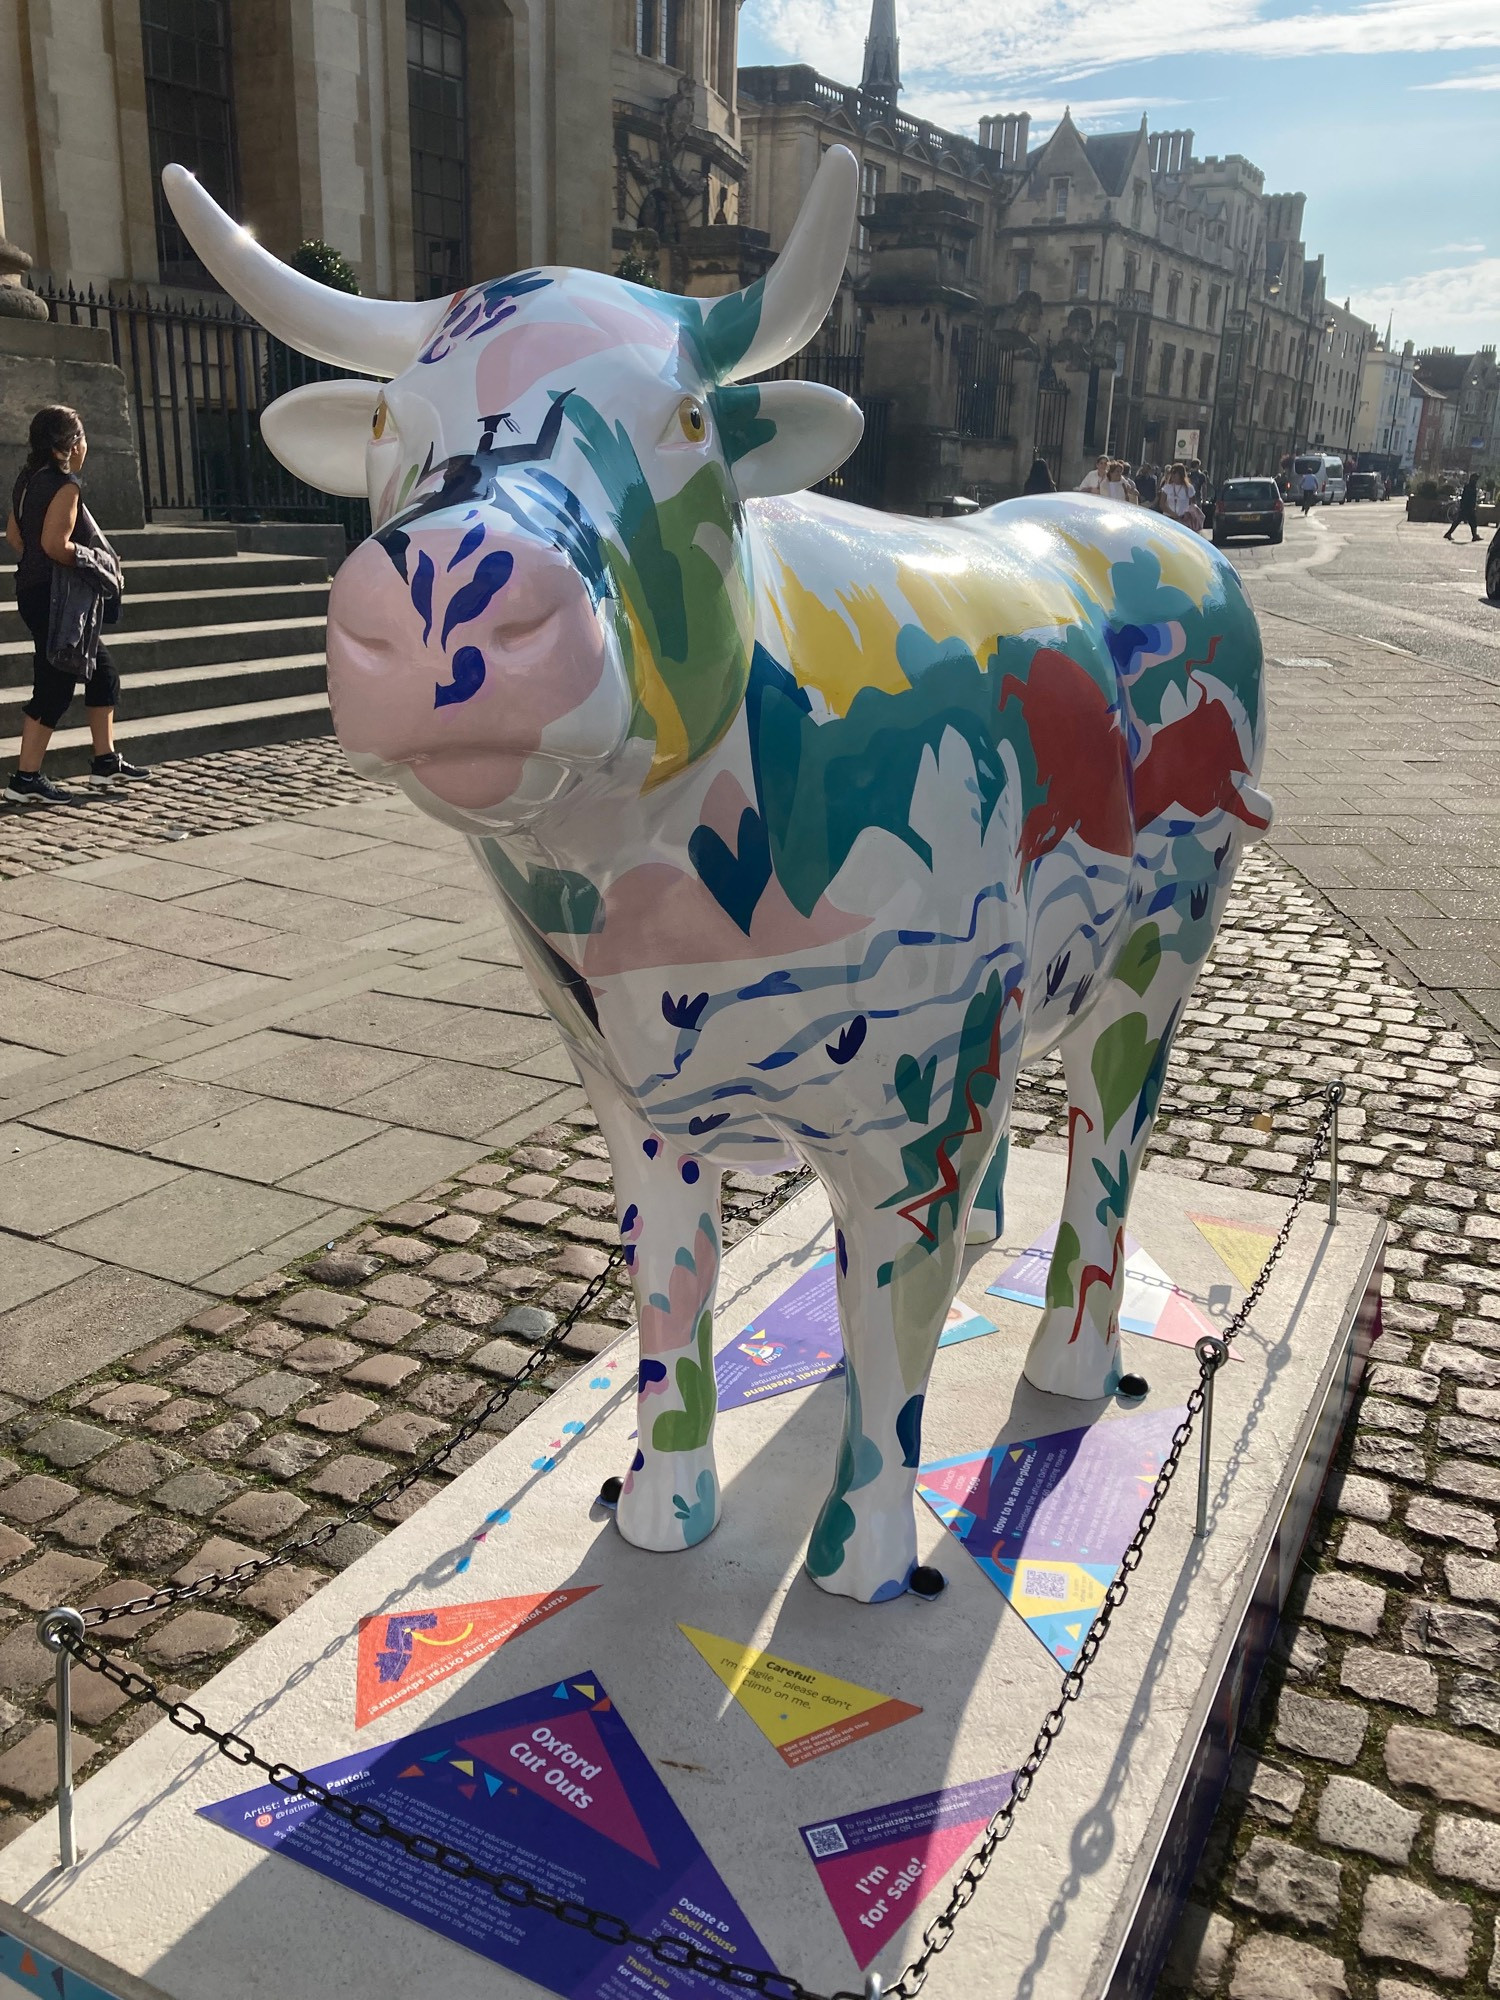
[721,144,859,383]
[160,164,445,378]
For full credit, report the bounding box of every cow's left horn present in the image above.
[160,165,444,377]
[716,145,859,383]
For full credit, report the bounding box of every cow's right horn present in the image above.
[160,165,444,378]
[713,144,859,384]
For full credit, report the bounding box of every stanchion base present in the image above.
[907,1565,946,1601]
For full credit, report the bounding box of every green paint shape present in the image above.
[1091,1013,1159,1137]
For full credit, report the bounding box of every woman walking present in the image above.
[3,406,147,805]
[1159,461,1203,531]
[1022,454,1056,495]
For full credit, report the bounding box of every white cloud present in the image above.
[749,0,1500,92]
[911,88,1185,133]
[1432,240,1486,253]
[1351,255,1500,347]
[1414,65,1500,85]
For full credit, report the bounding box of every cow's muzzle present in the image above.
[326,525,621,816]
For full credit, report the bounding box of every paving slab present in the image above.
[0,1266,205,1398]
[277,1129,488,1211]
[52,1174,338,1284]
[0,1160,1381,2000]
[0,1137,184,1238]
[22,1076,260,1149]
[147,1100,385,1183]
[338,1059,558,1140]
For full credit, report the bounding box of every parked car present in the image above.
[1212,477,1285,546]
[1346,470,1384,502]
[1293,452,1347,504]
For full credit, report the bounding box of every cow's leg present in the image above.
[1026,839,1242,1399]
[601,1117,725,1552]
[809,1005,1024,1601]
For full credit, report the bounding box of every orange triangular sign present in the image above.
[355,1588,596,1728]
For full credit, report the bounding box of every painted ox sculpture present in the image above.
[163,150,1270,1605]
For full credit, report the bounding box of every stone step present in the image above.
[0,551,330,603]
[0,614,330,687]
[0,689,332,780]
[0,581,330,644]
[0,525,242,566]
[0,652,327,738]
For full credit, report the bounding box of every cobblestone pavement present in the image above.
[0,736,368,878]
[0,830,1494,2000]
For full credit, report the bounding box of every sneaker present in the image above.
[87,753,152,791]
[3,770,73,806]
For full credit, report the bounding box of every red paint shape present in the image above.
[355,1587,596,1728]
[816,1817,993,1968]
[458,1782,478,1799]
[456,1709,659,1867]
[1133,691,1267,831]
[17,1951,37,1977]
[1001,652,1135,866]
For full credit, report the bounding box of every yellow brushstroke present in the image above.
[769,563,906,713]
[896,557,1087,659]
[618,592,691,788]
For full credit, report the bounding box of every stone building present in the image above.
[1353,339,1420,478]
[740,0,1367,505]
[0,0,751,524]
[1412,347,1499,478]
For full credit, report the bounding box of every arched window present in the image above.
[142,0,240,286]
[408,0,469,300]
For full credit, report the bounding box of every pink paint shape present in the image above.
[456,1709,659,1868]
[800,1772,1014,1969]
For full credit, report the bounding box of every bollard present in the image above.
[1193,1337,1228,1538]
[1326,1079,1344,1228]
[864,1975,885,1999]
[36,1608,86,1868]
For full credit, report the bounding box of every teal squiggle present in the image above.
[807,1365,884,1577]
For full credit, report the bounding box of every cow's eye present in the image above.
[675,398,708,445]
[372,400,390,441]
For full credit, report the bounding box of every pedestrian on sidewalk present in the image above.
[1022,455,1056,494]
[1445,473,1481,543]
[3,406,148,806]
[1159,461,1203,530]
[1077,453,1108,494]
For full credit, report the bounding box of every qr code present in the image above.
[1022,1567,1068,1600]
[805,1822,849,1858]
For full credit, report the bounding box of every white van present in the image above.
[1293,453,1346,505]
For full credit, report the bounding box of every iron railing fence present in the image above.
[754,333,888,508]
[953,329,1017,441]
[26,278,371,543]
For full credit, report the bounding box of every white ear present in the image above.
[260,380,379,496]
[729,381,865,500]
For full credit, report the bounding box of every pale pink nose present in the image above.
[326,523,607,809]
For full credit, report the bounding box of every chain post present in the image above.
[864,1976,885,1999]
[1192,1337,1228,1538]
[1325,1079,1344,1227]
[37,1609,86,1867]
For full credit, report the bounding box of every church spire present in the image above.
[861,0,901,108]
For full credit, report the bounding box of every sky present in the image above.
[739,0,1495,349]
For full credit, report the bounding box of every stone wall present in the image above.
[0,318,144,528]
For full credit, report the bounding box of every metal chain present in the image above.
[77,1168,814,1631]
[46,1092,1340,2000]
[885,1082,1341,1997]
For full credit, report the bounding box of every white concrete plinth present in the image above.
[0,1155,1382,2000]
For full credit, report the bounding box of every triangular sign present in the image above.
[679,1625,920,1766]
[456,1711,658,1867]
[354,1589,596,1729]
[1190,1212,1278,1292]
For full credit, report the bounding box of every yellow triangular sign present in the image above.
[678,1625,921,1767]
[1190,1213,1277,1292]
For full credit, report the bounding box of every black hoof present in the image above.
[908,1565,947,1601]
[1117,1373,1149,1399]
[597,1475,623,1508]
